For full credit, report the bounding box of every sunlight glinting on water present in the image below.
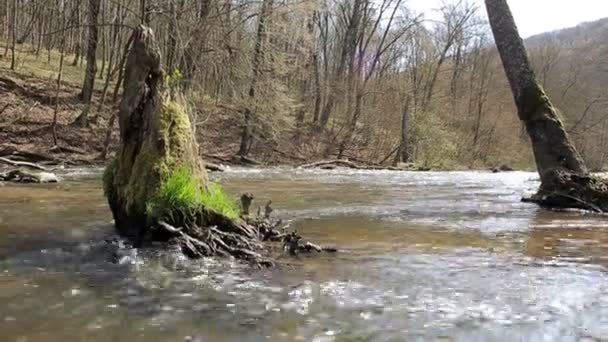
[2,169,608,340]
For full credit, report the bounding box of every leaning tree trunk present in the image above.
[485,0,608,212]
[103,26,271,264]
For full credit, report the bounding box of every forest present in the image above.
[1,0,607,170]
[3,0,608,340]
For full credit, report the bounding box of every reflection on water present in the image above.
[1,168,608,341]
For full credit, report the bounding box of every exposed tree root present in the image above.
[523,169,608,213]
[148,196,337,267]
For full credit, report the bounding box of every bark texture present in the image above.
[102,27,294,265]
[80,0,101,103]
[485,0,608,212]
[103,26,207,238]
[485,0,587,181]
[238,0,272,157]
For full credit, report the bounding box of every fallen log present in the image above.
[0,146,58,163]
[299,159,361,169]
[0,157,49,171]
[298,159,432,172]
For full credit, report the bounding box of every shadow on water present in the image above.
[1,169,608,340]
[525,209,608,267]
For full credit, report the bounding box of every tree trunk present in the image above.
[485,0,586,180]
[103,26,207,238]
[486,0,608,212]
[9,0,15,70]
[103,27,273,265]
[318,0,364,130]
[52,5,67,147]
[79,0,101,104]
[238,0,272,158]
[73,0,101,127]
[97,2,121,112]
[396,96,411,164]
[70,1,82,66]
[16,1,37,44]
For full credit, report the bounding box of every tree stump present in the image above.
[103,25,207,238]
[102,26,334,266]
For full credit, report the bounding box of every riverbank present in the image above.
[0,62,535,171]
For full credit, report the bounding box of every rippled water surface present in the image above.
[1,168,608,341]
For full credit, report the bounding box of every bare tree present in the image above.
[238,0,273,158]
[9,0,16,70]
[52,1,68,147]
[74,0,101,127]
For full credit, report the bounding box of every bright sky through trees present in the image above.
[409,0,608,37]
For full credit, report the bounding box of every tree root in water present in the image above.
[523,169,608,213]
[149,196,336,268]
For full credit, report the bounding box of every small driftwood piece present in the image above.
[205,162,225,172]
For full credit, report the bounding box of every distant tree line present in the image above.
[1,0,606,169]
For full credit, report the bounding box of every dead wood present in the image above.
[299,159,361,169]
[205,162,225,172]
[0,157,49,171]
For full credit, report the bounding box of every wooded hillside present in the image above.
[0,1,606,169]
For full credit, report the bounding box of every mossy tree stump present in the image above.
[103,25,206,237]
[103,26,268,263]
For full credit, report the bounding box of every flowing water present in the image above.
[1,168,608,341]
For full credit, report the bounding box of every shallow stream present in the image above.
[1,168,608,341]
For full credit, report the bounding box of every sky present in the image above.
[408,0,608,37]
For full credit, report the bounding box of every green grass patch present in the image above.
[201,183,240,221]
[0,38,108,86]
[147,167,239,221]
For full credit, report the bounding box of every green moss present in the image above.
[104,99,238,228]
[115,101,204,216]
[200,183,240,221]
[146,167,239,221]
[103,158,118,197]
[519,85,552,122]
[149,167,203,216]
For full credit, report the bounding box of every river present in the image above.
[1,168,608,341]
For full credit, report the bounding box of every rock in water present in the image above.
[37,172,59,183]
